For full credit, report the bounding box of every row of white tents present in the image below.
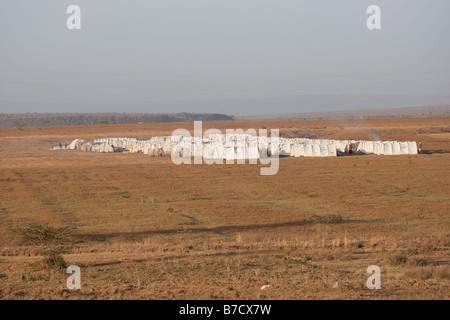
[59,135,418,158]
[279,139,418,157]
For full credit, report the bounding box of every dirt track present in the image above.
[0,117,449,300]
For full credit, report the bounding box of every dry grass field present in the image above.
[0,117,449,300]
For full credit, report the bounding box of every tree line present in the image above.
[0,113,234,128]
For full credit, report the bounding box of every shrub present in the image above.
[387,253,408,266]
[404,268,433,280]
[300,253,312,263]
[45,254,68,269]
[12,223,76,269]
[404,266,449,280]
[310,214,343,224]
[409,258,428,266]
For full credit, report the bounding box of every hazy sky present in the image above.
[1,0,450,115]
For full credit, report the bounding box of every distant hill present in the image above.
[0,112,234,128]
[235,105,450,121]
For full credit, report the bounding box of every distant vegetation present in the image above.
[235,105,450,121]
[0,112,234,128]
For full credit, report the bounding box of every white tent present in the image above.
[327,144,337,156]
[279,143,291,156]
[337,140,348,153]
[67,139,86,150]
[248,144,260,160]
[356,141,374,154]
[303,144,313,157]
[312,144,321,157]
[408,141,418,154]
[364,141,374,154]
[70,135,419,158]
[400,141,409,155]
[383,142,393,155]
[292,144,304,157]
[392,141,401,155]
[319,145,329,157]
[373,141,383,155]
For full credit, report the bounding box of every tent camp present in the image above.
[63,135,419,158]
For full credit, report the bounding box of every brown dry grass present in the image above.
[0,117,449,300]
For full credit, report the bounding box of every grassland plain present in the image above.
[0,117,449,300]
